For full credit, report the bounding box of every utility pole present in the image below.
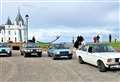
[25,14,29,43]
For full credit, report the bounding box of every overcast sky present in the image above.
[0,0,120,42]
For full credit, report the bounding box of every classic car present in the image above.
[76,43,120,72]
[48,43,73,60]
[0,43,12,57]
[20,42,42,57]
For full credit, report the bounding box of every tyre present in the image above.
[78,56,84,64]
[24,53,29,57]
[48,52,51,57]
[21,52,24,55]
[53,55,57,60]
[68,56,72,59]
[97,60,107,72]
[38,52,42,57]
[8,52,12,57]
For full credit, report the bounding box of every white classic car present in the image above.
[76,43,120,72]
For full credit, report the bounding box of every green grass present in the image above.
[36,41,49,49]
[110,42,120,49]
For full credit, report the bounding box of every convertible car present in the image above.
[20,42,42,57]
[48,43,73,60]
[76,43,120,72]
[0,43,12,57]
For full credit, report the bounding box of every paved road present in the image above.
[0,50,120,82]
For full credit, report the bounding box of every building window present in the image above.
[15,31,16,35]
[8,31,11,35]
[15,37,17,42]
[1,38,3,42]
[9,37,10,41]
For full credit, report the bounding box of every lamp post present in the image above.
[25,14,29,43]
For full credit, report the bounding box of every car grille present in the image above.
[60,51,69,55]
[0,49,6,53]
[33,49,36,52]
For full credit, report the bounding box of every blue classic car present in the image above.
[48,43,73,60]
[0,43,12,57]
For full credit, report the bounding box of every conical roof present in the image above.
[0,25,5,31]
[15,9,24,25]
[6,17,12,25]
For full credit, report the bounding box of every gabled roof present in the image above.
[15,9,24,25]
[0,25,5,31]
[5,17,13,25]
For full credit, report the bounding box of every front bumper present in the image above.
[25,51,42,55]
[54,54,72,58]
[107,63,120,69]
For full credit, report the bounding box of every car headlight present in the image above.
[55,51,60,54]
[24,49,30,52]
[107,58,115,64]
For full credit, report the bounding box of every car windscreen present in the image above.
[0,43,7,47]
[93,44,115,52]
[53,44,69,49]
[25,43,38,48]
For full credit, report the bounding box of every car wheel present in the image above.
[21,52,24,55]
[68,56,72,59]
[8,52,12,57]
[24,53,29,57]
[53,55,57,60]
[78,56,84,64]
[97,60,107,72]
[48,52,51,57]
[38,52,42,57]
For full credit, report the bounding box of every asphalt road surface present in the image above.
[0,50,120,82]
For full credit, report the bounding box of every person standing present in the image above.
[96,35,100,43]
[93,36,96,43]
[109,34,112,43]
[74,36,84,49]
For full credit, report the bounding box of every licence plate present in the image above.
[61,56,68,58]
[31,53,37,55]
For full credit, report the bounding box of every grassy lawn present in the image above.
[110,42,120,49]
[36,41,120,49]
[36,41,49,49]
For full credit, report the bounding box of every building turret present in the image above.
[5,17,12,25]
[15,9,24,25]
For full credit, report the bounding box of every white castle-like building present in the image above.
[0,10,27,43]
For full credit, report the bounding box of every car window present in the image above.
[0,43,7,47]
[80,46,87,51]
[88,44,115,52]
[24,43,38,48]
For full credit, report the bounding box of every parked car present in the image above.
[0,43,12,57]
[20,42,42,57]
[48,43,73,60]
[76,43,120,72]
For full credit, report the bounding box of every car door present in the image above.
[78,45,89,62]
[87,46,98,66]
